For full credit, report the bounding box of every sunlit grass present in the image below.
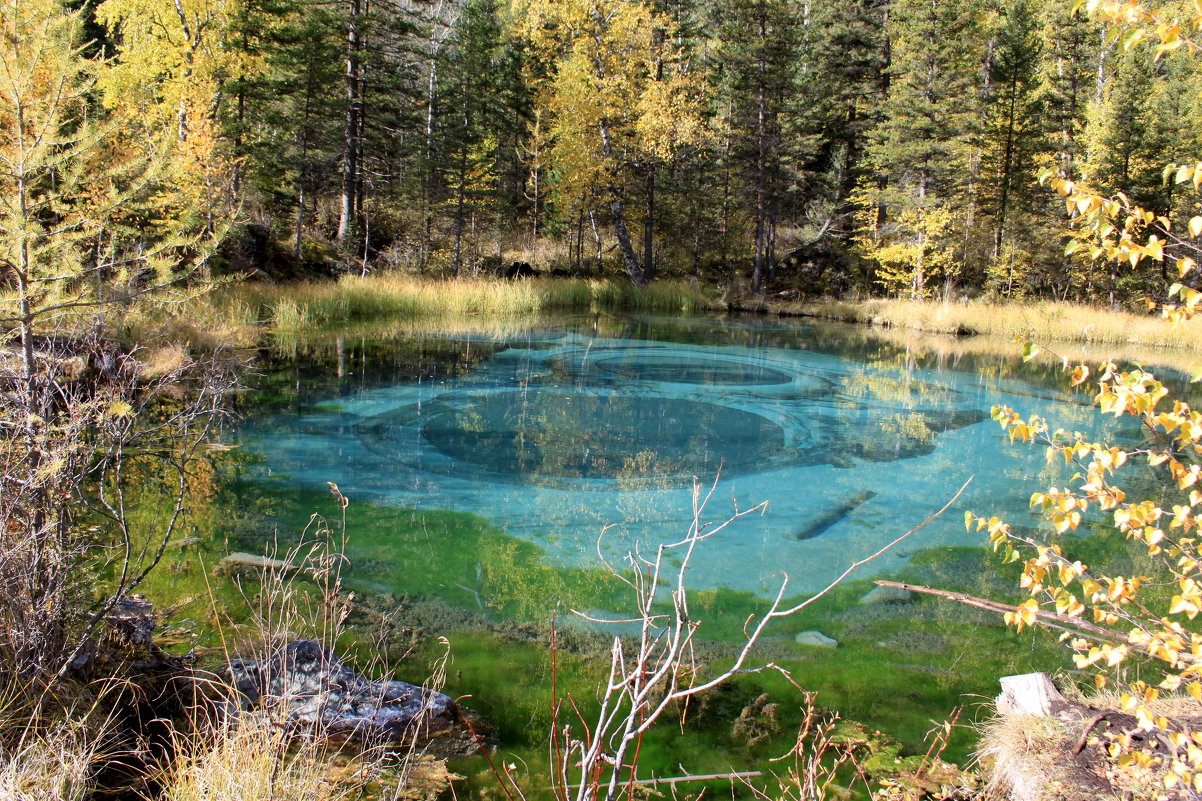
[793,298,1202,350]
[158,714,336,801]
[0,715,102,801]
[190,276,717,336]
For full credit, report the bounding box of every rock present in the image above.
[859,585,912,605]
[228,640,460,744]
[794,630,837,649]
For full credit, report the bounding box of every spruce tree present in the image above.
[860,0,987,297]
[980,0,1044,293]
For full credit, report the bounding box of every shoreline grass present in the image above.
[220,275,718,335]
[782,297,1202,351]
[116,277,1202,367]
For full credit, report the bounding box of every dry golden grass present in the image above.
[975,711,1094,801]
[160,714,341,801]
[792,298,1202,351]
[208,275,717,335]
[0,715,104,801]
[975,688,1202,801]
[841,324,1202,377]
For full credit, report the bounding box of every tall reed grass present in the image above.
[795,297,1202,350]
[188,276,716,336]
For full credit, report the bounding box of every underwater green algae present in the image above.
[129,462,1075,773]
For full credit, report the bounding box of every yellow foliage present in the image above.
[858,206,959,299]
[975,345,1202,793]
[514,0,706,208]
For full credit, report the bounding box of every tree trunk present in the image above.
[600,119,643,283]
[609,193,643,284]
[752,0,768,293]
[336,0,362,243]
[452,110,470,277]
[643,167,655,283]
[589,210,603,271]
[994,75,1019,269]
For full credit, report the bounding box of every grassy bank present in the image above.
[100,275,1202,359]
[786,297,1202,351]
[190,276,717,337]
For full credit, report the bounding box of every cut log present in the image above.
[795,490,876,540]
[996,672,1071,717]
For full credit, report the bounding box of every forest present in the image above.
[46,0,1202,305]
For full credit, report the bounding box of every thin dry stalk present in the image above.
[549,474,973,801]
[743,696,869,801]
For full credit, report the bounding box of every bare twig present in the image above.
[554,474,974,801]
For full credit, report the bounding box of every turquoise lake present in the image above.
[184,311,1187,781]
[234,314,1138,608]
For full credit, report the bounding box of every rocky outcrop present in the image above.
[228,640,460,744]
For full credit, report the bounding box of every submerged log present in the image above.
[228,640,460,744]
[215,552,301,576]
[795,490,876,540]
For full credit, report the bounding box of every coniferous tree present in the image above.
[711,0,801,290]
[860,0,987,297]
[436,0,528,275]
[785,0,889,247]
[980,0,1044,294]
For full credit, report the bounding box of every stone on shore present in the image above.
[228,640,460,744]
[794,630,837,648]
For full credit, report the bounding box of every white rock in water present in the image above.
[860,585,912,605]
[794,630,837,648]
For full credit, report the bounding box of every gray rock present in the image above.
[859,585,912,605]
[794,630,837,648]
[228,640,459,744]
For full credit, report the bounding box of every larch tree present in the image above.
[0,0,233,680]
[516,0,705,284]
